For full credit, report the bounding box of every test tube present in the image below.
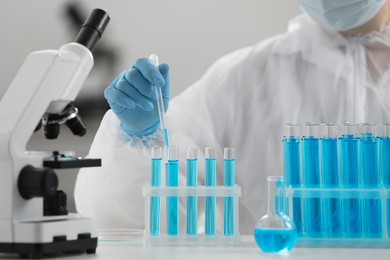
[166,145,179,236]
[205,147,216,236]
[359,123,382,238]
[302,123,321,236]
[150,147,162,236]
[319,123,341,237]
[224,148,235,236]
[282,124,302,234]
[186,147,198,235]
[339,123,360,237]
[379,124,390,238]
[149,54,170,152]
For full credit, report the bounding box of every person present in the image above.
[75,0,390,234]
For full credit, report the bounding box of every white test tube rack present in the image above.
[143,184,242,246]
[284,186,390,247]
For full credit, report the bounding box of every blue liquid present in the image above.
[254,228,297,254]
[379,137,390,238]
[283,137,302,234]
[339,135,360,237]
[186,159,198,235]
[359,134,382,238]
[166,160,179,236]
[162,128,169,147]
[302,137,321,236]
[205,158,216,236]
[150,158,162,236]
[224,159,235,236]
[320,138,341,237]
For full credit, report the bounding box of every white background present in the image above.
[0,0,301,98]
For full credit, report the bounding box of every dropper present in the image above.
[149,54,170,158]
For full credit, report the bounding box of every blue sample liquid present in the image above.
[150,158,162,236]
[283,137,302,235]
[205,158,216,236]
[359,133,382,238]
[320,138,341,237]
[339,135,360,237]
[224,159,235,236]
[186,159,198,235]
[379,137,390,238]
[254,228,297,254]
[302,137,321,236]
[166,160,179,236]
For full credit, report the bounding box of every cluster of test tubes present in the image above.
[148,146,238,238]
[283,122,390,239]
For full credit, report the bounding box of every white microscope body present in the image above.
[0,9,109,258]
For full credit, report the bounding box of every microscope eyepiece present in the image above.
[75,8,110,51]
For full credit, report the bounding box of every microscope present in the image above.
[0,9,109,258]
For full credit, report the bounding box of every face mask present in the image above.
[297,0,386,32]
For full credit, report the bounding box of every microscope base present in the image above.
[0,237,97,259]
[0,215,98,259]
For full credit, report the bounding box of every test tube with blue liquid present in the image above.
[339,123,360,237]
[224,148,235,236]
[319,123,341,237]
[302,123,321,236]
[282,124,302,235]
[205,147,217,236]
[150,147,163,236]
[359,123,382,238]
[166,145,179,236]
[379,123,390,238]
[186,147,198,235]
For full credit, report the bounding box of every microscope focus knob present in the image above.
[18,165,58,199]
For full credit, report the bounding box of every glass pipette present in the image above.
[149,54,170,158]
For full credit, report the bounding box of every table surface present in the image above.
[0,235,389,260]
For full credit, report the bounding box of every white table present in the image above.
[0,235,389,260]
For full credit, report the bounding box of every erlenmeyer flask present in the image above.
[254,176,297,253]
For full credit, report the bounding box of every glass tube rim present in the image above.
[379,123,390,137]
[320,123,337,139]
[359,123,378,137]
[224,147,235,160]
[284,123,301,137]
[151,146,163,159]
[186,147,198,160]
[302,122,319,138]
[205,147,216,159]
[340,122,358,136]
[168,145,179,161]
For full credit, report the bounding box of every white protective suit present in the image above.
[75,13,390,235]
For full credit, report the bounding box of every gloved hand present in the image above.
[104,58,170,136]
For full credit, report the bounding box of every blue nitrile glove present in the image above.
[104,58,170,136]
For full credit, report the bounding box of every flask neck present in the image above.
[266,176,285,216]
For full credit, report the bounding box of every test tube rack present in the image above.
[284,186,390,247]
[143,184,242,246]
